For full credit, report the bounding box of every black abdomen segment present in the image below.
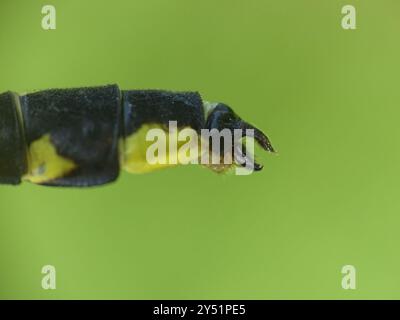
[20,85,122,187]
[0,92,27,184]
[0,85,205,187]
[123,90,204,136]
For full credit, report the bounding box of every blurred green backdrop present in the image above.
[0,0,399,299]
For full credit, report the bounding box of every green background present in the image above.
[0,0,399,299]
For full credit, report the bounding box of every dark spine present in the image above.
[0,91,27,184]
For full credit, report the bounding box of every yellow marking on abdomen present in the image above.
[121,124,199,174]
[23,134,76,184]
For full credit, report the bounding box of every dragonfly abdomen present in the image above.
[0,84,274,187]
[0,85,206,187]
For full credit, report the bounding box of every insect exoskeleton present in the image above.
[0,85,275,187]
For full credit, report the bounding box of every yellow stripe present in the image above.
[121,124,200,174]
